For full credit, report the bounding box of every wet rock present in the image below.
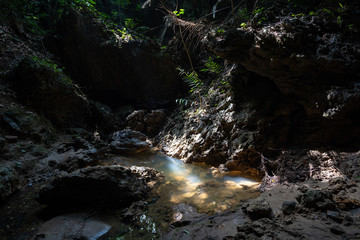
[171,203,204,227]
[243,197,273,220]
[129,166,164,187]
[0,163,20,202]
[38,165,154,208]
[296,190,336,211]
[31,213,111,240]
[122,201,149,222]
[282,201,296,215]
[226,149,264,178]
[109,130,151,154]
[326,210,341,223]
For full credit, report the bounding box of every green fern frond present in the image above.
[200,56,223,74]
[177,68,203,93]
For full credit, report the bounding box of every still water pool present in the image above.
[105,153,260,239]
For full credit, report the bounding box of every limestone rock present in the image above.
[244,197,273,220]
[126,109,166,137]
[335,196,360,211]
[37,165,156,208]
[109,130,151,154]
[296,190,336,211]
[235,218,278,239]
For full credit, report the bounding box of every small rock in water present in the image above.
[282,201,296,215]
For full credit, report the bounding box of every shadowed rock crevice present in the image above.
[44,10,185,109]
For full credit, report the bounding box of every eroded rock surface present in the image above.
[126,109,167,137]
[109,130,151,154]
[38,165,158,208]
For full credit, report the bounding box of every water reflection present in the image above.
[110,153,260,213]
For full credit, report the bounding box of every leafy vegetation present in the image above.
[201,56,223,74]
[31,56,73,86]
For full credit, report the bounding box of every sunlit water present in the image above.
[105,153,260,239]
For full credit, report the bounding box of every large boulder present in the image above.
[8,59,89,128]
[126,109,167,137]
[45,10,184,108]
[109,130,151,154]
[37,165,158,208]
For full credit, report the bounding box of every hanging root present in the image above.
[160,3,207,53]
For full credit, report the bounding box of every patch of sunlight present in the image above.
[180,191,197,198]
[197,192,209,199]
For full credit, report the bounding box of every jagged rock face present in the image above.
[208,15,360,148]
[37,165,159,208]
[210,17,359,116]
[157,89,258,167]
[45,10,184,108]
